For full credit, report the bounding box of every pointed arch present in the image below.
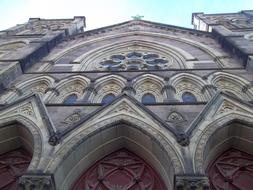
[170,73,208,101]
[45,99,184,190]
[193,112,253,174]
[91,75,127,103]
[132,74,165,102]
[45,31,223,70]
[2,75,55,103]
[47,75,90,103]
[209,72,252,100]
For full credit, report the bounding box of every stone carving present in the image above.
[98,51,169,71]
[0,148,31,190]
[208,149,253,190]
[217,100,245,115]
[19,175,55,190]
[71,149,166,190]
[61,110,82,126]
[175,175,209,190]
[108,101,142,118]
[19,103,35,117]
[167,111,186,123]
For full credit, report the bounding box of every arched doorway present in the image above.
[0,123,34,190]
[71,149,166,190]
[207,148,253,190]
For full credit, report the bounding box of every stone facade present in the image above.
[0,10,253,190]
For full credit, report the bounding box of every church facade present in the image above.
[0,10,253,190]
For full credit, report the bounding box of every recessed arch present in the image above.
[71,148,167,190]
[2,75,55,103]
[209,72,252,100]
[46,113,184,190]
[170,73,208,101]
[45,31,222,69]
[132,74,165,102]
[46,75,90,103]
[91,75,127,103]
[193,112,253,174]
[73,39,191,71]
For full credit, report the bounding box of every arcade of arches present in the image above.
[0,9,253,190]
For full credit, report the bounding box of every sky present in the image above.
[0,0,252,31]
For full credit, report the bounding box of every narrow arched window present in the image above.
[142,93,156,104]
[101,93,115,104]
[182,92,197,103]
[63,94,78,104]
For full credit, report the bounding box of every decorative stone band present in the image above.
[175,175,210,190]
[19,174,55,190]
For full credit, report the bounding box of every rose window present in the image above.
[99,52,169,71]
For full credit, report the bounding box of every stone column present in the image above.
[175,175,210,190]
[162,85,178,102]
[201,84,217,99]
[19,174,55,190]
[82,81,97,103]
[121,80,136,96]
[162,77,178,102]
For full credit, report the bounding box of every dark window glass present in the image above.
[182,92,197,103]
[102,93,116,104]
[63,94,78,104]
[142,93,156,104]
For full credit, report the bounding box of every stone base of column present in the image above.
[175,175,210,190]
[19,174,55,190]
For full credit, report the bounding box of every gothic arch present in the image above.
[45,31,222,69]
[91,75,127,103]
[46,107,184,190]
[170,73,208,101]
[74,39,191,71]
[1,75,55,103]
[132,74,165,102]
[46,75,90,103]
[193,112,253,174]
[209,72,253,100]
[0,115,44,171]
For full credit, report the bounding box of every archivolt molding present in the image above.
[46,75,90,103]
[170,73,208,101]
[44,31,223,69]
[73,39,191,71]
[132,74,165,102]
[45,98,184,174]
[90,75,127,103]
[209,72,253,100]
[0,95,56,171]
[190,94,253,173]
[1,75,55,104]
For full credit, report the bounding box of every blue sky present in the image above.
[0,0,252,31]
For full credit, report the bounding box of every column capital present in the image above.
[175,175,209,190]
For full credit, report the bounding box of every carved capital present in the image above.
[201,84,217,94]
[175,175,210,190]
[161,84,176,94]
[121,85,136,94]
[19,174,55,190]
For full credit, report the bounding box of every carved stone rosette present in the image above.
[175,175,210,190]
[19,174,55,190]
